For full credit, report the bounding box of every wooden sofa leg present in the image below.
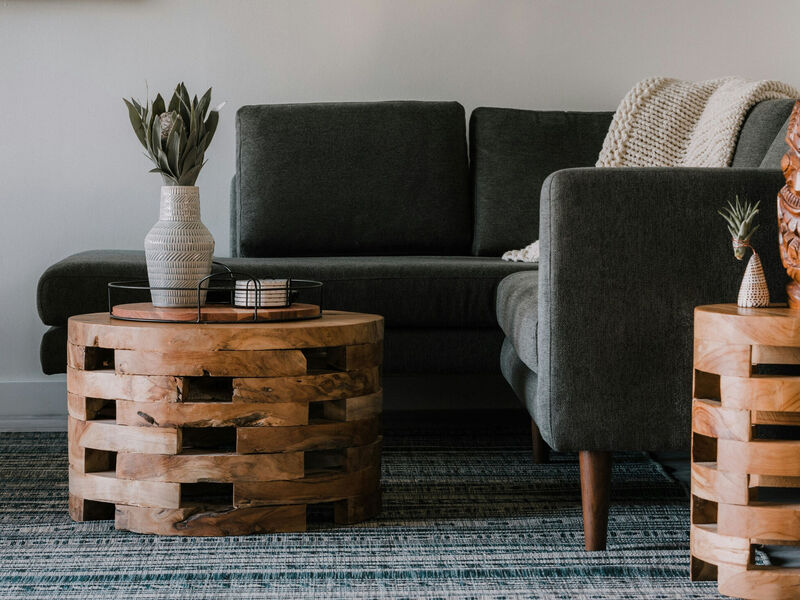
[579,450,612,551]
[530,419,549,464]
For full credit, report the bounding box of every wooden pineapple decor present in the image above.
[778,100,800,309]
[719,198,769,308]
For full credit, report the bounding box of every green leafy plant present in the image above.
[719,196,760,260]
[124,83,221,186]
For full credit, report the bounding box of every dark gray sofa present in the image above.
[38,99,795,549]
[496,98,796,549]
[39,101,560,407]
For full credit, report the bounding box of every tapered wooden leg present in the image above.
[530,419,549,464]
[579,450,612,551]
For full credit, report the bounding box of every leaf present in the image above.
[178,162,203,186]
[197,87,212,119]
[167,88,180,113]
[203,111,219,150]
[150,114,163,158]
[123,98,147,148]
[152,93,166,117]
[166,125,181,175]
[157,147,173,177]
[180,146,198,173]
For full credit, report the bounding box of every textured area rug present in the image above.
[0,412,720,599]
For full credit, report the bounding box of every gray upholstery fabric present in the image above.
[470,108,613,256]
[532,167,785,452]
[234,101,472,257]
[495,271,538,372]
[37,251,536,329]
[760,114,793,169]
[230,175,239,257]
[500,337,539,422]
[731,99,796,167]
[40,327,67,375]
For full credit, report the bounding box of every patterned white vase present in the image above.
[737,253,770,308]
[145,186,215,307]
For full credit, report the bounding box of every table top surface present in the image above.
[695,303,800,346]
[68,310,384,352]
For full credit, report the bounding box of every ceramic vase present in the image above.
[737,253,770,308]
[144,186,215,307]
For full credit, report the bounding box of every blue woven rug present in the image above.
[0,413,721,599]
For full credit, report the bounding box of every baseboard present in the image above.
[0,415,67,432]
[0,380,67,430]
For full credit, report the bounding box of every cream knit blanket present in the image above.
[596,76,799,167]
[502,76,799,262]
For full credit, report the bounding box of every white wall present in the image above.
[2,0,799,423]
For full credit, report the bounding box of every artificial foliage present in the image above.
[124,83,220,186]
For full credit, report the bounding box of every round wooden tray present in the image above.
[111,302,321,323]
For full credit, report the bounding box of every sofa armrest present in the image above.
[536,167,785,452]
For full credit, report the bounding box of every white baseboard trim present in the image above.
[0,415,67,432]
[0,380,67,430]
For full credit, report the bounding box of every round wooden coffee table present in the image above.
[692,304,800,599]
[67,310,383,536]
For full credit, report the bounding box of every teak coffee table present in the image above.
[691,304,800,599]
[67,309,383,536]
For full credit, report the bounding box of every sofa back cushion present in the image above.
[470,108,613,256]
[732,98,796,168]
[234,101,472,257]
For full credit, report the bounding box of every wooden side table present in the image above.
[67,310,383,536]
[692,304,800,599]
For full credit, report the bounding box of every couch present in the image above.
[38,99,794,550]
[496,98,795,549]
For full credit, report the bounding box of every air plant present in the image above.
[123,83,223,186]
[719,196,761,260]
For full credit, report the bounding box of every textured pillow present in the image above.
[234,101,472,257]
[470,108,613,256]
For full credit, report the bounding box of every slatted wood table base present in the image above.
[691,305,800,599]
[67,311,384,536]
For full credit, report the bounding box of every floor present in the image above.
[0,410,723,599]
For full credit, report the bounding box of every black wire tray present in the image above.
[108,261,323,324]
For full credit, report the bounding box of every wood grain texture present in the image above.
[718,564,800,600]
[237,417,381,454]
[115,503,307,536]
[67,309,384,536]
[234,466,380,507]
[693,338,751,377]
[67,367,182,402]
[322,392,382,421]
[694,304,800,347]
[115,399,308,428]
[69,469,180,509]
[691,462,749,505]
[718,502,800,542]
[69,311,383,352]
[69,416,181,455]
[692,399,751,441]
[721,375,800,411]
[233,368,380,404]
[691,303,800,598]
[690,523,752,566]
[718,439,800,476]
[115,349,308,377]
[116,451,304,483]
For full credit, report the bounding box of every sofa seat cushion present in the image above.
[38,250,538,328]
[496,270,539,372]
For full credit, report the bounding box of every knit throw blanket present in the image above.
[502,76,800,262]
[596,76,799,167]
